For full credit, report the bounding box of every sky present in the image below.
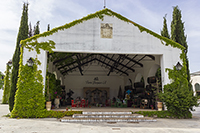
[0,0,200,73]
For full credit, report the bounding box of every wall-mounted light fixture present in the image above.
[27,57,34,67]
[175,62,182,71]
[7,60,12,66]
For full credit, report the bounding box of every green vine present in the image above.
[11,57,46,118]
[24,40,55,54]
[45,72,62,102]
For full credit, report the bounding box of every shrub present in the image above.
[158,52,199,119]
[11,59,46,118]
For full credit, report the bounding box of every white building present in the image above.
[191,71,200,96]
[22,9,184,101]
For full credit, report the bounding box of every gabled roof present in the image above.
[191,71,200,76]
[21,8,185,51]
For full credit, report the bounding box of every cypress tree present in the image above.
[9,3,29,112]
[171,6,190,82]
[161,14,170,39]
[47,24,50,31]
[28,22,33,38]
[2,63,12,104]
[0,71,4,89]
[34,21,40,35]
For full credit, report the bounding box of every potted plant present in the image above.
[150,105,154,110]
[157,101,162,111]
[66,106,71,111]
[132,104,137,108]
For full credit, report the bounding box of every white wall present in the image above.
[191,75,200,95]
[64,75,124,99]
[22,13,182,90]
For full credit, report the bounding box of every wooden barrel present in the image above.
[135,87,145,93]
[147,76,157,84]
[134,82,144,88]
[157,102,162,111]
[146,85,151,91]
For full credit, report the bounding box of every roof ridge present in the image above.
[21,8,185,51]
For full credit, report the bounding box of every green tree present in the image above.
[28,22,33,38]
[34,21,40,35]
[9,3,29,112]
[158,6,198,118]
[2,63,12,104]
[0,71,4,89]
[171,6,190,82]
[47,24,50,31]
[161,14,170,39]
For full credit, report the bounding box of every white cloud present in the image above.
[0,1,21,30]
[29,0,55,21]
[0,0,200,73]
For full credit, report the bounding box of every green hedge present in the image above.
[45,111,82,118]
[11,110,82,118]
[135,110,192,119]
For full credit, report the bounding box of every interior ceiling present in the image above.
[49,53,155,76]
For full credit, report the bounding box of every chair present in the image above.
[122,99,127,107]
[106,99,110,106]
[117,101,123,107]
[111,100,117,107]
[116,98,123,107]
[71,100,76,107]
[80,99,86,107]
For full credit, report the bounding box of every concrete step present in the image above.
[60,112,156,123]
[72,114,143,118]
[82,111,132,115]
[60,117,156,123]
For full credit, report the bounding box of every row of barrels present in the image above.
[133,76,157,93]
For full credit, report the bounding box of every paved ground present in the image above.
[1,102,200,133]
